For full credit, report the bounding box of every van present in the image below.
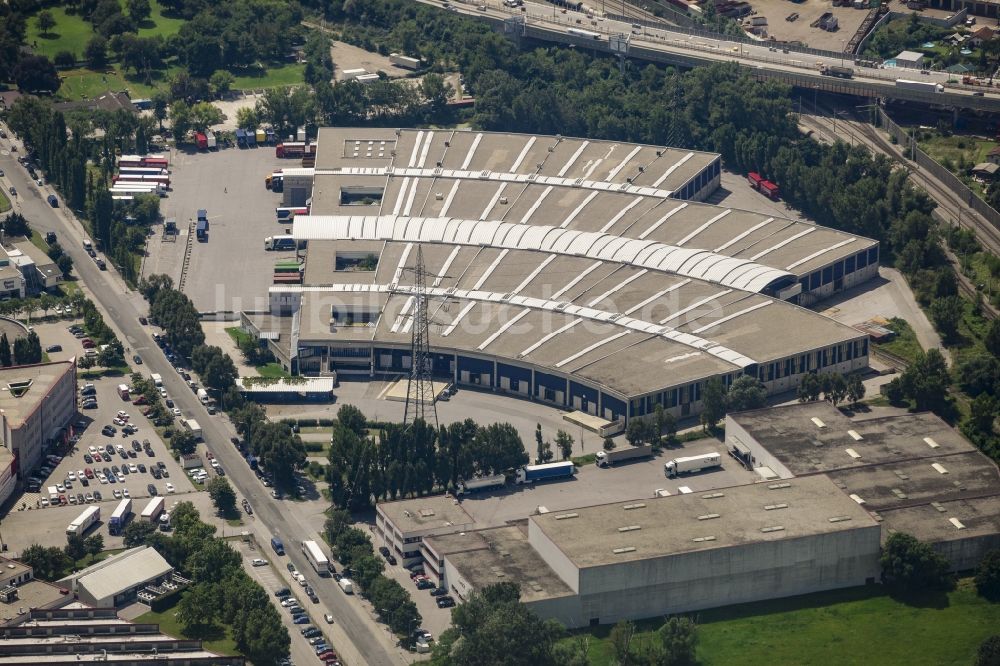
[82,239,93,251]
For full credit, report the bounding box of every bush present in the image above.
[318,418,334,427]
[304,442,324,453]
[881,532,951,592]
[975,550,1000,601]
[298,418,318,428]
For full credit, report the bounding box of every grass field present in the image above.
[27,1,183,61]
[876,317,923,365]
[565,579,1000,666]
[136,597,239,656]
[231,63,305,90]
[0,189,10,213]
[256,363,291,379]
[57,67,165,101]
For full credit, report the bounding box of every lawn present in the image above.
[876,317,923,365]
[0,189,10,214]
[566,579,1000,666]
[257,363,291,379]
[26,6,94,61]
[28,1,183,61]
[57,67,167,101]
[919,134,995,169]
[136,597,239,656]
[231,63,305,90]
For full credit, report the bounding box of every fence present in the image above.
[876,107,1000,231]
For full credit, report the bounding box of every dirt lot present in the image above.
[331,41,408,80]
[744,0,870,52]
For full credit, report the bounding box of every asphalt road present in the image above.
[0,133,404,666]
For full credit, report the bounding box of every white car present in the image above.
[251,558,268,567]
[280,598,297,607]
[67,471,76,481]
[56,483,65,492]
[165,483,175,493]
[128,463,138,473]
[172,408,182,417]
[159,387,167,397]
[69,494,78,505]
[40,497,49,507]
[122,488,130,497]
[116,410,129,420]
[113,489,122,499]
[98,474,108,484]
[211,459,220,469]
[77,469,86,480]
[88,445,98,455]
[85,493,94,503]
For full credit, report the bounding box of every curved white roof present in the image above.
[272,283,759,367]
[293,215,795,293]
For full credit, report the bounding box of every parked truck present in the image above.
[895,79,944,93]
[183,419,203,440]
[205,130,217,150]
[197,388,210,405]
[195,133,208,150]
[390,53,421,70]
[664,452,722,478]
[596,444,653,468]
[109,498,132,534]
[515,461,576,484]
[457,474,506,495]
[117,384,130,400]
[338,578,354,594]
[275,142,317,159]
[820,64,854,78]
[141,496,165,522]
[67,506,100,536]
[151,373,163,387]
[265,235,296,251]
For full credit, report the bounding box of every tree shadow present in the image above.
[38,33,62,42]
[886,586,952,610]
[137,19,157,30]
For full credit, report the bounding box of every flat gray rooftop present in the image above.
[426,525,575,603]
[730,403,978,475]
[0,362,74,428]
[878,495,1000,545]
[529,474,877,568]
[377,494,476,535]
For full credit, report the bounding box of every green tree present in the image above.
[898,349,952,414]
[13,331,42,365]
[209,70,235,98]
[171,429,197,456]
[822,372,848,407]
[189,101,224,131]
[177,582,217,632]
[152,92,169,130]
[603,436,616,451]
[20,544,71,580]
[969,393,998,436]
[126,0,152,22]
[36,11,56,36]
[207,476,237,516]
[98,338,125,367]
[651,616,698,666]
[955,353,1000,397]
[14,55,60,93]
[187,538,241,583]
[64,534,87,561]
[975,550,1000,601]
[846,373,866,407]
[977,635,1000,666]
[880,532,951,592]
[84,534,104,558]
[726,375,767,412]
[555,430,574,460]
[352,554,385,593]
[54,50,76,68]
[700,377,727,430]
[84,35,108,69]
[334,527,372,567]
[472,423,528,476]
[324,508,352,544]
[235,105,260,131]
[0,333,11,367]
[237,606,291,665]
[929,295,963,342]
[985,318,1000,358]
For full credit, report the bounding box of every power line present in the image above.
[403,245,439,430]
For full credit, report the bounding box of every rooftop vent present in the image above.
[612,547,636,554]
[618,525,641,533]
[847,430,863,441]
[760,525,785,533]
[499,197,508,205]
[435,192,443,200]
[891,488,909,499]
[623,503,646,510]
[418,508,435,517]
[768,482,791,490]
[764,503,788,511]
[692,536,716,543]
[697,513,720,521]
[811,417,826,428]
[701,492,725,499]
[924,437,940,449]
[849,493,866,505]
[931,501,947,513]
[950,517,966,529]
[828,516,852,523]
[444,140,450,147]
[932,463,949,474]
[554,513,579,520]
[845,448,861,459]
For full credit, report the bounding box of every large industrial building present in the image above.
[0,360,77,503]
[725,402,1000,571]
[244,128,878,425]
[57,546,174,608]
[373,402,1000,627]
[420,475,880,627]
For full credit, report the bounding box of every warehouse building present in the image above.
[426,474,881,627]
[0,361,77,499]
[726,402,1000,570]
[1,606,244,664]
[375,494,476,570]
[245,128,877,425]
[57,546,173,608]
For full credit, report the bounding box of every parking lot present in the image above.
[2,372,207,550]
[143,146,288,312]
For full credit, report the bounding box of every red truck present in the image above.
[747,172,780,200]
[275,142,317,159]
[195,133,208,150]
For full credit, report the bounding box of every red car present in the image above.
[82,340,95,349]
[132,395,148,405]
[318,652,336,661]
[85,468,94,479]
[59,495,67,505]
